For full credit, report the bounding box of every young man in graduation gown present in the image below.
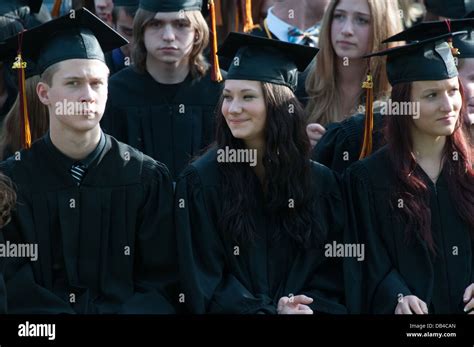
[102,0,223,179]
[0,8,178,314]
[104,0,138,76]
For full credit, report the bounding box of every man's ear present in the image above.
[36,82,51,106]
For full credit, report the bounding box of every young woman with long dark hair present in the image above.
[175,33,347,314]
[345,32,474,314]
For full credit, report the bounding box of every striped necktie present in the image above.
[70,163,87,185]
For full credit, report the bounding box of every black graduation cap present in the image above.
[365,32,466,86]
[382,18,474,60]
[0,8,128,74]
[114,0,139,6]
[425,0,474,19]
[139,0,202,12]
[217,32,318,92]
[382,18,474,43]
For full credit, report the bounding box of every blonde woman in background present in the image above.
[305,0,403,148]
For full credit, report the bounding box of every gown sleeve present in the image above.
[1,214,77,314]
[302,168,347,314]
[175,165,278,314]
[344,161,412,314]
[312,121,358,175]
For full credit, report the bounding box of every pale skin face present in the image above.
[115,7,135,58]
[94,0,114,25]
[331,0,372,59]
[143,11,195,67]
[458,58,474,124]
[36,59,109,134]
[410,77,462,139]
[221,80,267,143]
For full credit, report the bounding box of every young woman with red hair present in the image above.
[345,32,474,314]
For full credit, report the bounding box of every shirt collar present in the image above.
[44,131,106,168]
[266,6,293,42]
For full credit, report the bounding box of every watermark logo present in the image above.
[18,321,55,341]
[217,146,257,167]
[0,241,38,261]
[324,241,365,262]
[380,99,420,119]
[55,99,96,118]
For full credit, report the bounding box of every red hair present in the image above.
[386,80,474,253]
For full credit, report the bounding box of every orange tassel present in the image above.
[12,50,31,149]
[51,0,63,18]
[243,0,258,33]
[208,0,223,82]
[359,72,374,160]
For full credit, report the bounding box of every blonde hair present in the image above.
[305,0,403,125]
[132,9,210,78]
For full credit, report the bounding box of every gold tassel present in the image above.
[359,72,373,160]
[444,19,460,56]
[51,0,63,18]
[12,50,31,149]
[208,0,223,82]
[243,0,258,33]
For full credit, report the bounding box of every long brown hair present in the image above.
[0,75,49,160]
[132,8,210,78]
[386,80,474,253]
[305,0,403,125]
[216,82,325,247]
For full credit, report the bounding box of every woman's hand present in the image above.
[306,123,326,149]
[394,295,428,314]
[277,294,314,314]
[463,283,474,314]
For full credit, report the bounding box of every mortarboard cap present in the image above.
[217,32,318,92]
[365,32,466,86]
[0,8,128,74]
[382,18,474,43]
[425,0,474,19]
[382,18,474,60]
[139,0,202,12]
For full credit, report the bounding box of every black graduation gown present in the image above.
[344,147,474,314]
[0,75,17,130]
[0,232,6,314]
[0,134,178,314]
[102,67,222,179]
[312,112,385,174]
[175,148,347,314]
